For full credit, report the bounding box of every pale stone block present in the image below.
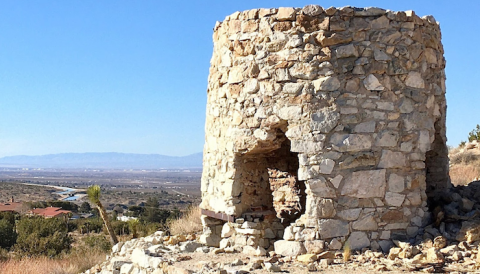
[330,175,343,188]
[313,76,341,92]
[354,121,376,133]
[335,44,358,58]
[277,7,296,21]
[385,192,405,207]
[302,5,323,16]
[330,134,372,152]
[405,71,425,88]
[337,208,362,221]
[318,219,349,238]
[364,74,384,90]
[311,108,340,133]
[378,150,406,168]
[347,232,370,250]
[274,240,306,257]
[307,178,336,198]
[388,173,405,193]
[375,130,399,147]
[341,169,386,198]
[352,214,378,230]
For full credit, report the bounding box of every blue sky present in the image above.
[0,1,477,157]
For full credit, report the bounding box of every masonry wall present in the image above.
[200,5,449,253]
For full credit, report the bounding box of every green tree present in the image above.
[128,219,140,238]
[79,202,92,213]
[0,219,17,250]
[127,205,143,217]
[468,124,480,142]
[14,217,72,257]
[87,185,118,245]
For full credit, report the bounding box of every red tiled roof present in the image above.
[31,207,71,218]
[0,202,23,213]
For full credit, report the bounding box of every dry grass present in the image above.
[0,249,106,274]
[450,164,480,186]
[168,205,202,235]
[450,151,480,165]
[343,242,351,263]
[449,147,480,186]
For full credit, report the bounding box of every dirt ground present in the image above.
[170,251,467,274]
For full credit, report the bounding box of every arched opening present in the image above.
[234,132,306,227]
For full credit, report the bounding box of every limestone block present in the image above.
[347,231,370,250]
[385,192,406,207]
[291,140,323,154]
[302,5,323,16]
[405,71,425,88]
[277,7,296,21]
[341,169,386,198]
[313,76,341,92]
[354,121,376,133]
[378,150,406,168]
[131,248,150,269]
[278,106,302,120]
[282,82,304,94]
[304,240,325,254]
[306,178,336,197]
[274,240,306,256]
[335,44,358,58]
[318,219,349,238]
[337,208,362,221]
[375,130,399,147]
[311,109,340,133]
[243,78,259,94]
[364,74,384,90]
[289,63,316,79]
[370,16,390,29]
[352,214,378,230]
[283,226,295,240]
[228,67,244,84]
[330,175,343,188]
[388,173,405,193]
[330,134,372,152]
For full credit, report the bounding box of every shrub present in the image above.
[0,219,17,250]
[75,218,104,234]
[468,124,480,142]
[82,235,111,252]
[14,217,72,257]
[111,220,130,236]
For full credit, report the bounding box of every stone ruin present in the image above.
[199,5,450,255]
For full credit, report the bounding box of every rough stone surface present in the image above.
[201,4,449,252]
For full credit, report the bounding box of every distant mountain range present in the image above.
[0,152,203,169]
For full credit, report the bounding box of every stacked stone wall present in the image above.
[200,5,449,253]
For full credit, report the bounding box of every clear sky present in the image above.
[0,1,477,157]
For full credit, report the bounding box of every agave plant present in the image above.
[87,185,118,245]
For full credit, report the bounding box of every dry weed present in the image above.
[0,249,106,274]
[450,164,480,186]
[450,151,480,165]
[168,205,202,235]
[343,242,351,262]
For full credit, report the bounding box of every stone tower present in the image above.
[200,5,449,254]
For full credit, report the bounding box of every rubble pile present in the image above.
[84,215,480,274]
